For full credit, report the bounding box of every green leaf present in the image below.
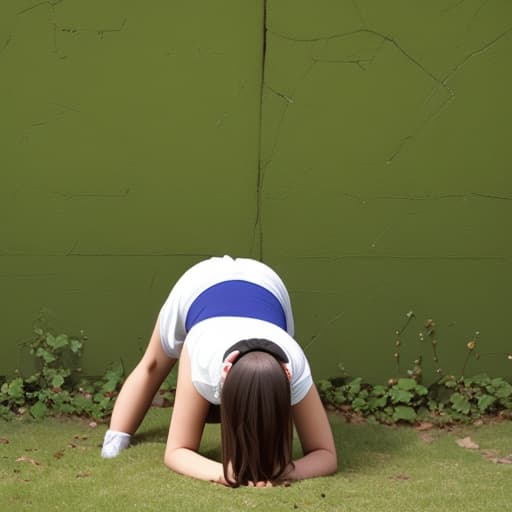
[44,367,70,381]
[471,374,491,386]
[102,379,118,393]
[427,400,439,411]
[450,393,471,414]
[30,401,48,419]
[57,403,76,414]
[368,396,388,411]
[72,394,92,411]
[334,388,347,405]
[45,333,56,347]
[347,378,362,396]
[372,385,387,397]
[352,398,368,412]
[442,378,457,389]
[477,394,495,412]
[397,378,417,391]
[0,404,14,420]
[495,382,512,399]
[317,380,333,393]
[37,389,50,401]
[491,377,505,387]
[8,378,25,400]
[70,338,83,354]
[414,384,428,396]
[25,373,40,385]
[388,388,413,404]
[36,347,56,363]
[93,392,104,403]
[51,375,65,388]
[392,406,417,422]
[47,334,68,349]
[104,363,124,381]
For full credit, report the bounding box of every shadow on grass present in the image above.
[132,427,168,445]
[132,417,223,462]
[328,414,416,474]
[131,409,415,475]
[133,429,223,463]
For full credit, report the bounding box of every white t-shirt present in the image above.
[158,256,313,405]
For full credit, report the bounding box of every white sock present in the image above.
[101,429,131,458]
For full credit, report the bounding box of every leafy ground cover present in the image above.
[1,408,511,512]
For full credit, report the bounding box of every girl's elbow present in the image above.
[327,451,338,475]
[164,448,178,471]
[319,448,338,476]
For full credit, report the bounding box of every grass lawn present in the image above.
[1,408,511,512]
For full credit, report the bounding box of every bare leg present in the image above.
[102,317,177,457]
[110,316,177,433]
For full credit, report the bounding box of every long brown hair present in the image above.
[220,350,293,487]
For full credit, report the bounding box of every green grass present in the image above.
[1,409,511,512]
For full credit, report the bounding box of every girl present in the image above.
[101,256,337,486]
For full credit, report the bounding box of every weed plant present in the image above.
[318,312,512,425]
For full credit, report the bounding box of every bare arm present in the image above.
[164,345,227,484]
[287,385,338,481]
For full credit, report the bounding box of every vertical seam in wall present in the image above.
[255,0,267,262]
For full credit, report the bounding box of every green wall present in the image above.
[2,1,511,383]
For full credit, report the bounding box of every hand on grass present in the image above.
[248,481,273,488]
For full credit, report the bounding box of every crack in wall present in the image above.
[265,84,295,104]
[387,93,456,163]
[470,0,491,22]
[17,0,64,16]
[292,289,351,295]
[389,25,512,163]
[260,34,386,188]
[54,17,127,41]
[472,193,512,201]
[0,252,212,258]
[20,101,81,143]
[351,0,366,26]
[370,226,392,249]
[10,186,130,201]
[15,1,125,58]
[7,4,510,267]
[264,22,512,166]
[1,34,12,55]
[53,188,131,200]
[253,0,267,262]
[51,17,127,55]
[441,26,512,86]
[267,27,446,92]
[266,26,459,165]
[305,311,346,350]
[310,55,372,71]
[148,272,157,293]
[260,58,316,172]
[342,191,512,202]
[48,101,81,113]
[267,24,510,165]
[303,279,391,350]
[441,0,468,14]
[0,273,58,279]
[67,252,212,258]
[296,254,508,262]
